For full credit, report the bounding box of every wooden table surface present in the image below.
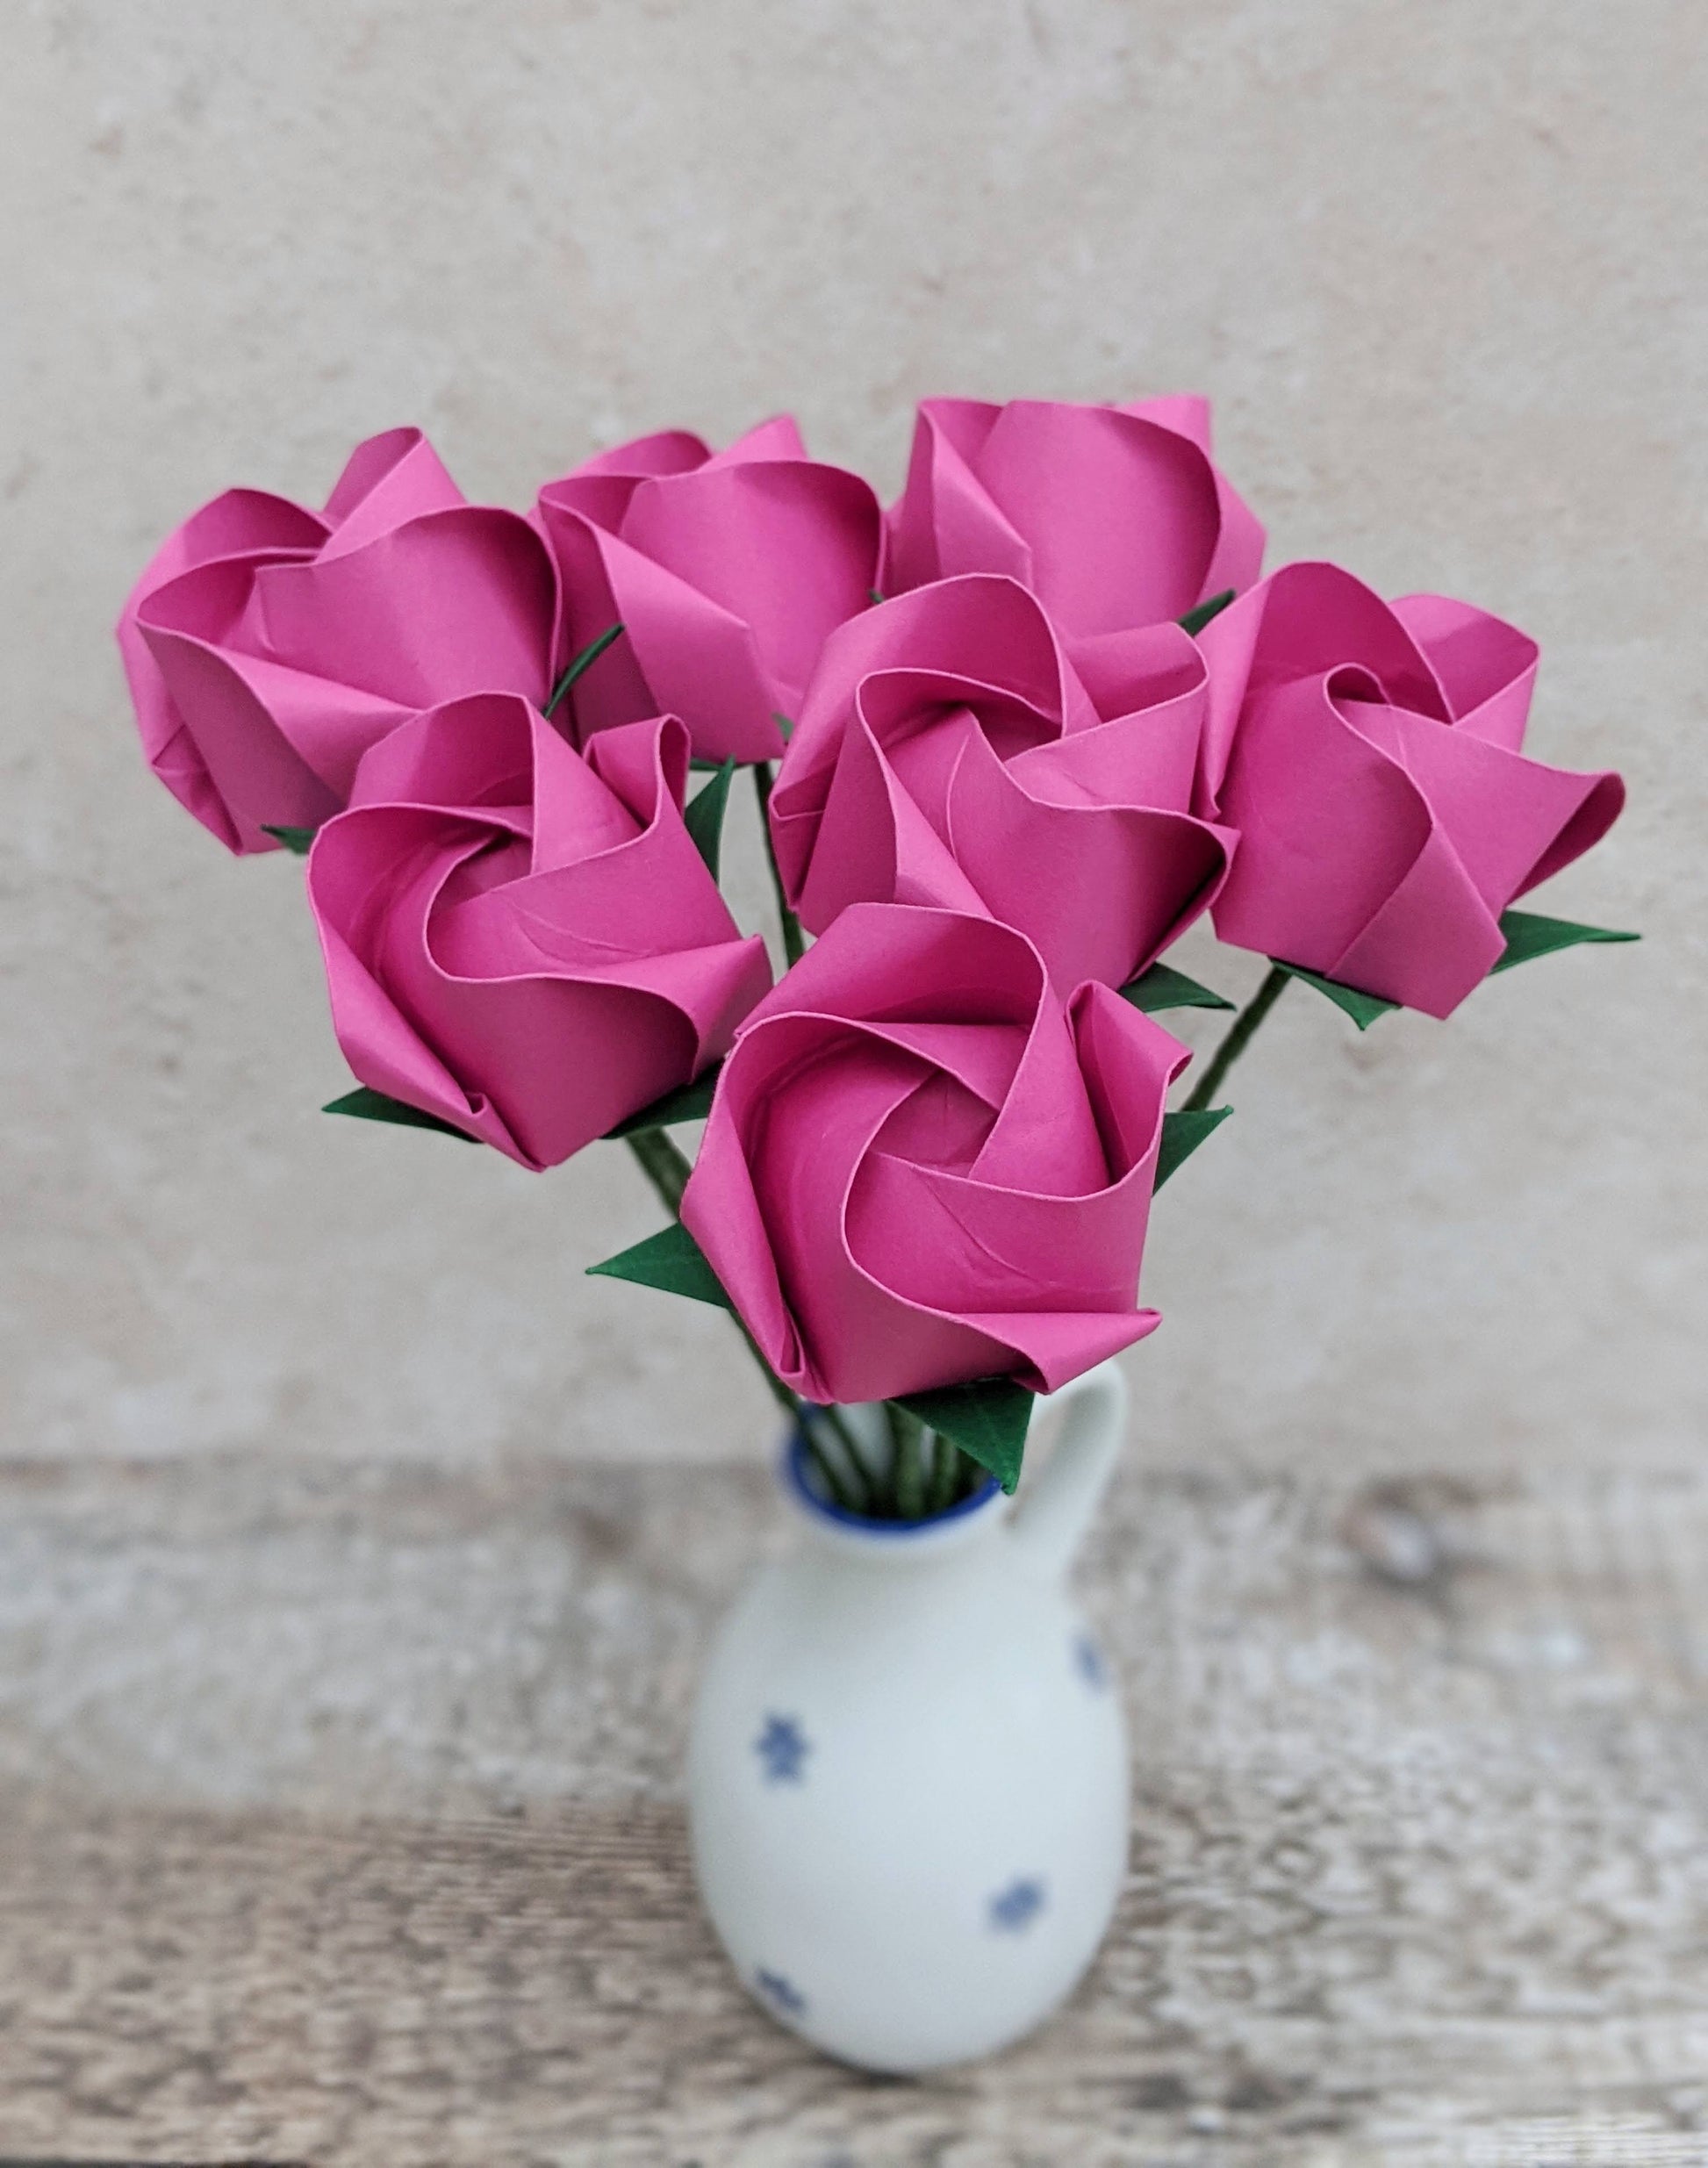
[3,1448,1704,2167]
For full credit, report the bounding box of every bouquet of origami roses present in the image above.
[118,400,1631,1516]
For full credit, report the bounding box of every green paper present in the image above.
[323,1086,476,1140]
[1491,907,1639,973]
[868,588,886,607]
[1179,588,1236,637]
[543,622,625,720]
[604,1066,722,1138]
[1119,960,1236,1015]
[770,711,795,741]
[1275,962,1398,1030]
[1155,1104,1231,1189]
[891,1376,1035,1496]
[262,824,317,854]
[684,758,736,879]
[586,1220,733,1310]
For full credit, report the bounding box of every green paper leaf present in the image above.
[604,1065,722,1138]
[262,824,318,854]
[1274,961,1398,1030]
[868,588,886,607]
[543,622,625,720]
[684,758,736,879]
[770,710,795,741]
[1155,1105,1232,1190]
[323,1086,476,1140]
[586,1219,733,1311]
[891,1376,1035,1496]
[1120,960,1236,1014]
[1179,588,1236,637]
[1490,908,1639,974]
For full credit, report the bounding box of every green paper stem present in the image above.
[614,1127,869,1511]
[1182,963,1290,1112]
[752,762,807,966]
[621,1124,693,1214]
[926,1428,959,1514]
[815,1403,877,1506]
[785,1410,858,1516]
[886,1401,929,1519]
[801,1405,878,1515]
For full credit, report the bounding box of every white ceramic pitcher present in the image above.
[685,1360,1130,2073]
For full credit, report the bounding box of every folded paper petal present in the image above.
[884,396,1264,635]
[1198,562,1625,1016]
[118,429,562,854]
[536,416,883,763]
[771,575,1233,992]
[680,904,1190,1405]
[307,700,771,1168]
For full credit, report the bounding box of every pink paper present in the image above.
[883,396,1264,635]
[769,575,1236,993]
[680,902,1191,1407]
[307,700,771,1168]
[536,417,883,764]
[118,428,562,854]
[1195,563,1625,1016]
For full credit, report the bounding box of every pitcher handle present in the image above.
[1007,1359,1130,1582]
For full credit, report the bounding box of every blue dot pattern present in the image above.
[1073,1632,1109,1690]
[988,1877,1047,1932]
[755,1966,807,2015]
[754,1712,810,1784]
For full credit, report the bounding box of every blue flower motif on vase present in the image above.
[755,1965,807,2016]
[1073,1632,1109,1690]
[988,1877,1047,1933]
[754,1712,810,1784]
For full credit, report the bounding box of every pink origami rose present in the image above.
[306,698,771,1169]
[535,417,883,765]
[680,902,1190,1408]
[768,575,1235,993]
[118,428,561,854]
[884,395,1265,637]
[1196,563,1625,1017]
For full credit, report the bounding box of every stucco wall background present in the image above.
[2,0,1700,1482]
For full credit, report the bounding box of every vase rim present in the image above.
[780,1425,1004,1547]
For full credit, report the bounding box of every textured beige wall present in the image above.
[2,0,1700,1479]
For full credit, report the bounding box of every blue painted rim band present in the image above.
[782,1425,1001,1535]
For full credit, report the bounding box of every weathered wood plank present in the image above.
[2,1457,1705,2164]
